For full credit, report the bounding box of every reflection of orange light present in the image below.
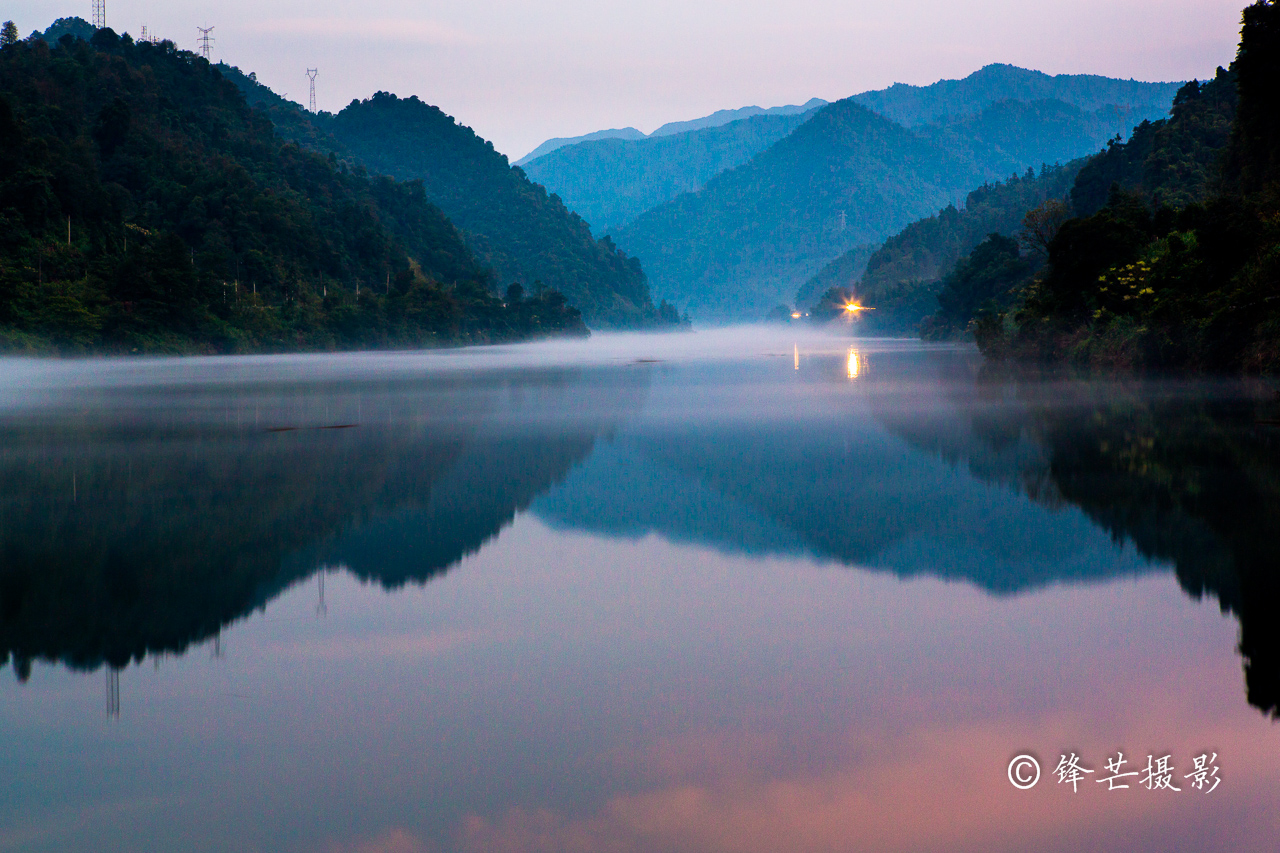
[847,348,862,379]
[845,302,875,313]
[791,312,802,319]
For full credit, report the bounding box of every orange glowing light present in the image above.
[847,347,863,379]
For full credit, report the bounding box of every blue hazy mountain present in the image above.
[520,110,821,234]
[647,98,830,137]
[850,63,1181,127]
[515,99,827,164]
[517,127,648,165]
[612,90,1178,322]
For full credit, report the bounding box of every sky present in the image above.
[6,0,1248,160]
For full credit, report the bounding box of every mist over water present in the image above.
[1,331,1277,853]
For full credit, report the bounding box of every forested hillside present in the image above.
[614,94,1169,322]
[0,28,585,353]
[321,94,672,328]
[972,0,1280,373]
[1068,68,1239,214]
[521,110,818,234]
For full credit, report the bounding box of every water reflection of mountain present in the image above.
[534,349,1279,716]
[0,367,648,679]
[536,352,1160,593]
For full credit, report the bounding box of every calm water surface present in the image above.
[1,329,1277,852]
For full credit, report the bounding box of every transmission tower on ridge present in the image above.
[196,25,215,60]
[306,68,318,113]
[92,0,106,29]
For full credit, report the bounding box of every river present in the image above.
[1,328,1277,852]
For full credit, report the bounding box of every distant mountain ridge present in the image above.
[516,127,648,166]
[850,64,1182,126]
[515,99,828,164]
[613,91,1179,321]
[648,98,830,138]
[521,110,820,234]
[519,65,1179,322]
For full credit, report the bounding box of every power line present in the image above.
[196,24,215,60]
[306,68,318,113]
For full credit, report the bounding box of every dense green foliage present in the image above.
[615,93,1175,322]
[1070,68,1239,214]
[0,30,585,353]
[922,234,1036,338]
[318,93,668,328]
[801,163,1080,333]
[979,2,1280,372]
[850,63,1180,128]
[521,110,817,234]
[30,16,95,44]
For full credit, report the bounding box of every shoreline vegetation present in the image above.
[805,0,1280,375]
[0,21,681,356]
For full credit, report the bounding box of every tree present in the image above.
[1019,198,1071,258]
[0,21,19,47]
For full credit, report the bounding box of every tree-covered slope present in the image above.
[1070,66,1239,214]
[0,30,585,352]
[974,0,1280,373]
[321,93,670,328]
[850,66,1237,346]
[613,95,1161,322]
[800,162,1081,333]
[521,109,818,234]
[850,63,1180,127]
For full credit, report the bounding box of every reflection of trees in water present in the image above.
[0,368,647,680]
[881,355,1280,717]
